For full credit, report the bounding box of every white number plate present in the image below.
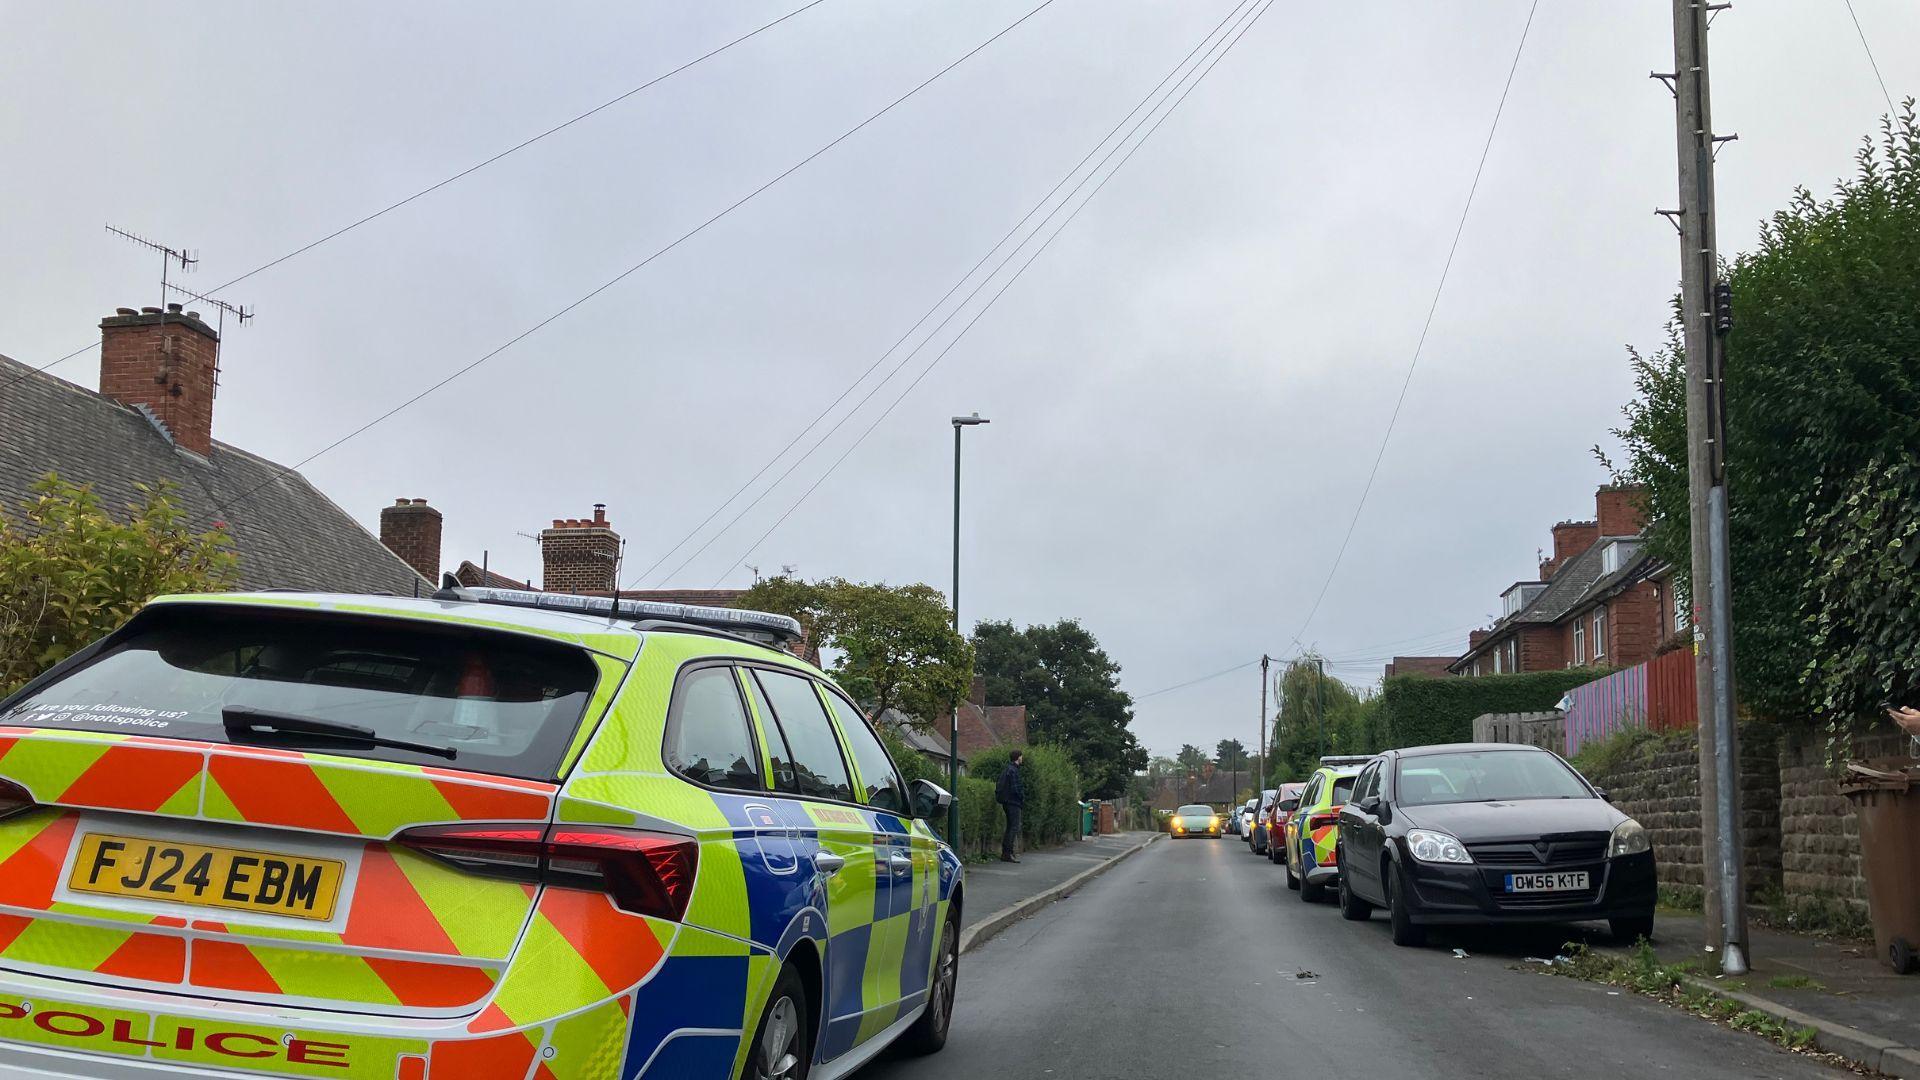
[1505,871,1589,893]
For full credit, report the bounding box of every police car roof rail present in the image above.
[430,581,805,647]
[1318,754,1376,766]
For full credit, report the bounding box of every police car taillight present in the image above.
[396,823,697,922]
[0,779,35,822]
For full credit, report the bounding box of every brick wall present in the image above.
[98,305,220,457]
[1596,485,1647,537]
[1518,625,1566,672]
[1606,580,1662,667]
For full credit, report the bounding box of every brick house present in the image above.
[1383,656,1458,679]
[1450,485,1669,676]
[1,307,426,595]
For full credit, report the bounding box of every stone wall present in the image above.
[1578,726,1780,900]
[1778,728,1908,910]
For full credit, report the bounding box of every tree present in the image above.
[1612,105,1920,726]
[1265,657,1381,784]
[738,576,972,725]
[973,618,1149,798]
[1214,738,1248,772]
[1,475,238,695]
[1175,743,1207,773]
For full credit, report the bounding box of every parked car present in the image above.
[1285,757,1373,900]
[0,586,964,1078]
[1249,788,1280,856]
[1238,799,1259,843]
[1169,803,1221,838]
[1263,782,1307,864]
[1335,743,1657,947]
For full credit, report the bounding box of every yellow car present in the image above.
[1169,804,1222,838]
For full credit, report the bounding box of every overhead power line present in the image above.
[1284,0,1540,651]
[1136,659,1262,701]
[631,0,1265,589]
[1843,0,1897,114]
[212,0,1060,515]
[709,0,1278,585]
[6,1,831,394]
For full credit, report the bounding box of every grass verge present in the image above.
[1542,942,1853,1065]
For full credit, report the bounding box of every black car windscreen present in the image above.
[0,606,600,781]
[1395,750,1592,806]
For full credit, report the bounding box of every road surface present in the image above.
[864,835,1842,1079]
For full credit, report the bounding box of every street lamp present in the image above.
[949,412,990,845]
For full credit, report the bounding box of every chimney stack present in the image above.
[379,498,442,584]
[541,506,621,593]
[1595,484,1646,537]
[1539,520,1600,581]
[98,305,221,457]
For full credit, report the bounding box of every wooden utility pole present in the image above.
[1664,0,1748,975]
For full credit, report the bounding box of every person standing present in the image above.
[996,750,1026,863]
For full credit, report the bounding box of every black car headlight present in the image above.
[1609,819,1651,857]
[1406,829,1473,865]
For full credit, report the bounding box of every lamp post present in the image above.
[949,412,990,845]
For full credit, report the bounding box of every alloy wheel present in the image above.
[930,923,958,1034]
[754,995,803,1080]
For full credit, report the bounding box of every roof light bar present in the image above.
[1318,755,1377,766]
[442,586,804,645]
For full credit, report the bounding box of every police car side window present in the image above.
[752,669,855,804]
[824,689,908,816]
[665,666,763,793]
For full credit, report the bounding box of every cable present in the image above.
[1135,659,1261,701]
[1843,0,1897,115]
[6,0,833,393]
[212,0,1060,515]
[1284,0,1540,651]
[0,339,104,395]
[709,0,1276,585]
[631,0,1262,589]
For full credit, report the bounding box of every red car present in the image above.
[1263,782,1307,864]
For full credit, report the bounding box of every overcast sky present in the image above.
[4,2,1915,760]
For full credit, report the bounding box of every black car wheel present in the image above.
[748,964,811,1080]
[901,915,958,1054]
[1610,915,1655,945]
[1338,865,1372,921]
[1384,862,1425,947]
[1285,855,1300,891]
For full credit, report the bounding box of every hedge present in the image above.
[969,744,1081,850]
[1379,667,1614,748]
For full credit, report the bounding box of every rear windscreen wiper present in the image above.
[221,706,458,760]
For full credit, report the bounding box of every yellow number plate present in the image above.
[68,833,344,921]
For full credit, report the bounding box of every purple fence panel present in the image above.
[1559,663,1649,755]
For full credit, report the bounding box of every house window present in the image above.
[1573,620,1586,665]
[1493,645,1505,674]
[1506,639,1517,672]
[1592,609,1607,661]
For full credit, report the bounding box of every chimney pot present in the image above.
[140,306,162,315]
[165,302,183,314]
[395,498,410,507]
[115,307,137,316]
[551,519,565,529]
[186,310,201,321]
[412,498,427,506]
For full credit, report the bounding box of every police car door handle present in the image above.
[888,852,913,878]
[813,851,846,876]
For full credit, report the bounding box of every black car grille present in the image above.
[1468,835,1608,867]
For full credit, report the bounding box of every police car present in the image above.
[0,586,963,1079]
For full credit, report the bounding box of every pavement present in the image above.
[863,834,1846,1080]
[1596,913,1920,1076]
[957,831,1157,953]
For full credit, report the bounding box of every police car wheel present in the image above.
[749,966,811,1080]
[902,915,959,1055]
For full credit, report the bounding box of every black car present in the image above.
[1334,743,1656,947]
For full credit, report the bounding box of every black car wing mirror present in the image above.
[909,778,954,821]
[1597,788,1613,803]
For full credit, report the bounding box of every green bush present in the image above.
[969,744,1082,850]
[1567,725,1665,782]
[1380,668,1613,748]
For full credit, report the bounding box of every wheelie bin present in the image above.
[1841,759,1920,974]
